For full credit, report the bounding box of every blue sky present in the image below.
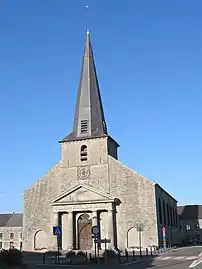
[0,0,202,212]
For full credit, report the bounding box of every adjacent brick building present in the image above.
[23,31,179,252]
[0,213,23,250]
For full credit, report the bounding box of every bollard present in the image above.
[89,253,92,260]
[85,252,88,261]
[150,247,153,256]
[140,248,142,258]
[133,250,135,261]
[54,254,57,264]
[118,252,121,264]
[146,248,148,256]
[42,253,45,264]
[125,249,128,262]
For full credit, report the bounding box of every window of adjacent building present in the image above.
[196,222,199,228]
[0,242,2,249]
[80,145,88,161]
[174,208,178,227]
[10,233,14,239]
[0,233,2,239]
[170,206,173,226]
[163,201,167,225]
[80,120,88,134]
[158,198,163,225]
[166,203,170,226]
[20,242,22,250]
[186,224,191,230]
[10,241,14,249]
[20,233,22,239]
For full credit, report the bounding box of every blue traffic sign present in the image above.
[53,226,62,236]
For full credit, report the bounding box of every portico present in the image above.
[51,184,119,251]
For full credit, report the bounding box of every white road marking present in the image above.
[189,259,202,268]
[173,256,185,260]
[189,252,202,268]
[156,256,199,261]
[186,256,199,260]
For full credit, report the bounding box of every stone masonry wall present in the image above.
[108,156,159,250]
[23,137,110,251]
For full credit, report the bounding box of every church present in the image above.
[23,31,179,252]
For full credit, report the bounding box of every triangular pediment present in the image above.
[51,184,115,205]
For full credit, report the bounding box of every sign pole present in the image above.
[57,235,60,264]
[162,227,166,249]
[97,243,100,265]
[104,238,107,265]
[139,227,142,254]
[94,239,97,259]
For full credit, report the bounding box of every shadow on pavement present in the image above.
[22,250,159,268]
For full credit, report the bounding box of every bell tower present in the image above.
[60,31,119,166]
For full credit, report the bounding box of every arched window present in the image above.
[163,201,167,226]
[170,205,173,226]
[172,208,175,226]
[158,198,163,225]
[167,203,170,226]
[174,207,178,227]
[80,145,88,161]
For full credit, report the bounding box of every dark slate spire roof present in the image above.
[61,31,108,142]
[0,213,23,227]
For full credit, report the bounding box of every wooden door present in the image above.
[78,214,93,250]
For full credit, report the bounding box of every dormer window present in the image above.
[103,120,107,134]
[80,145,88,161]
[80,120,88,134]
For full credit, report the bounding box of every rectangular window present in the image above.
[0,233,2,239]
[10,233,14,239]
[80,120,88,134]
[20,241,22,250]
[20,233,22,239]
[10,241,14,249]
[0,242,2,249]
[186,224,191,230]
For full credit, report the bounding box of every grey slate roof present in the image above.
[0,213,23,227]
[61,31,108,142]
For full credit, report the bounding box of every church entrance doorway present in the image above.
[77,213,93,250]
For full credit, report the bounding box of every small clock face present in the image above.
[77,166,90,180]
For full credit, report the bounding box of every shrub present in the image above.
[0,248,23,266]
[66,250,76,259]
[102,249,117,259]
[77,251,86,257]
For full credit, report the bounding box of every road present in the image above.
[126,246,202,269]
[24,246,202,269]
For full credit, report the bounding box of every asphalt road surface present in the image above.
[24,246,202,269]
[126,246,202,269]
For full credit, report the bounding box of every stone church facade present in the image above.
[23,31,179,252]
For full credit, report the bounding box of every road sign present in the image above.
[53,226,62,236]
[95,238,111,244]
[91,225,100,236]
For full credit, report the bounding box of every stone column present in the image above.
[92,210,98,227]
[91,210,98,250]
[62,213,69,250]
[52,212,58,250]
[107,209,114,249]
[67,211,73,249]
